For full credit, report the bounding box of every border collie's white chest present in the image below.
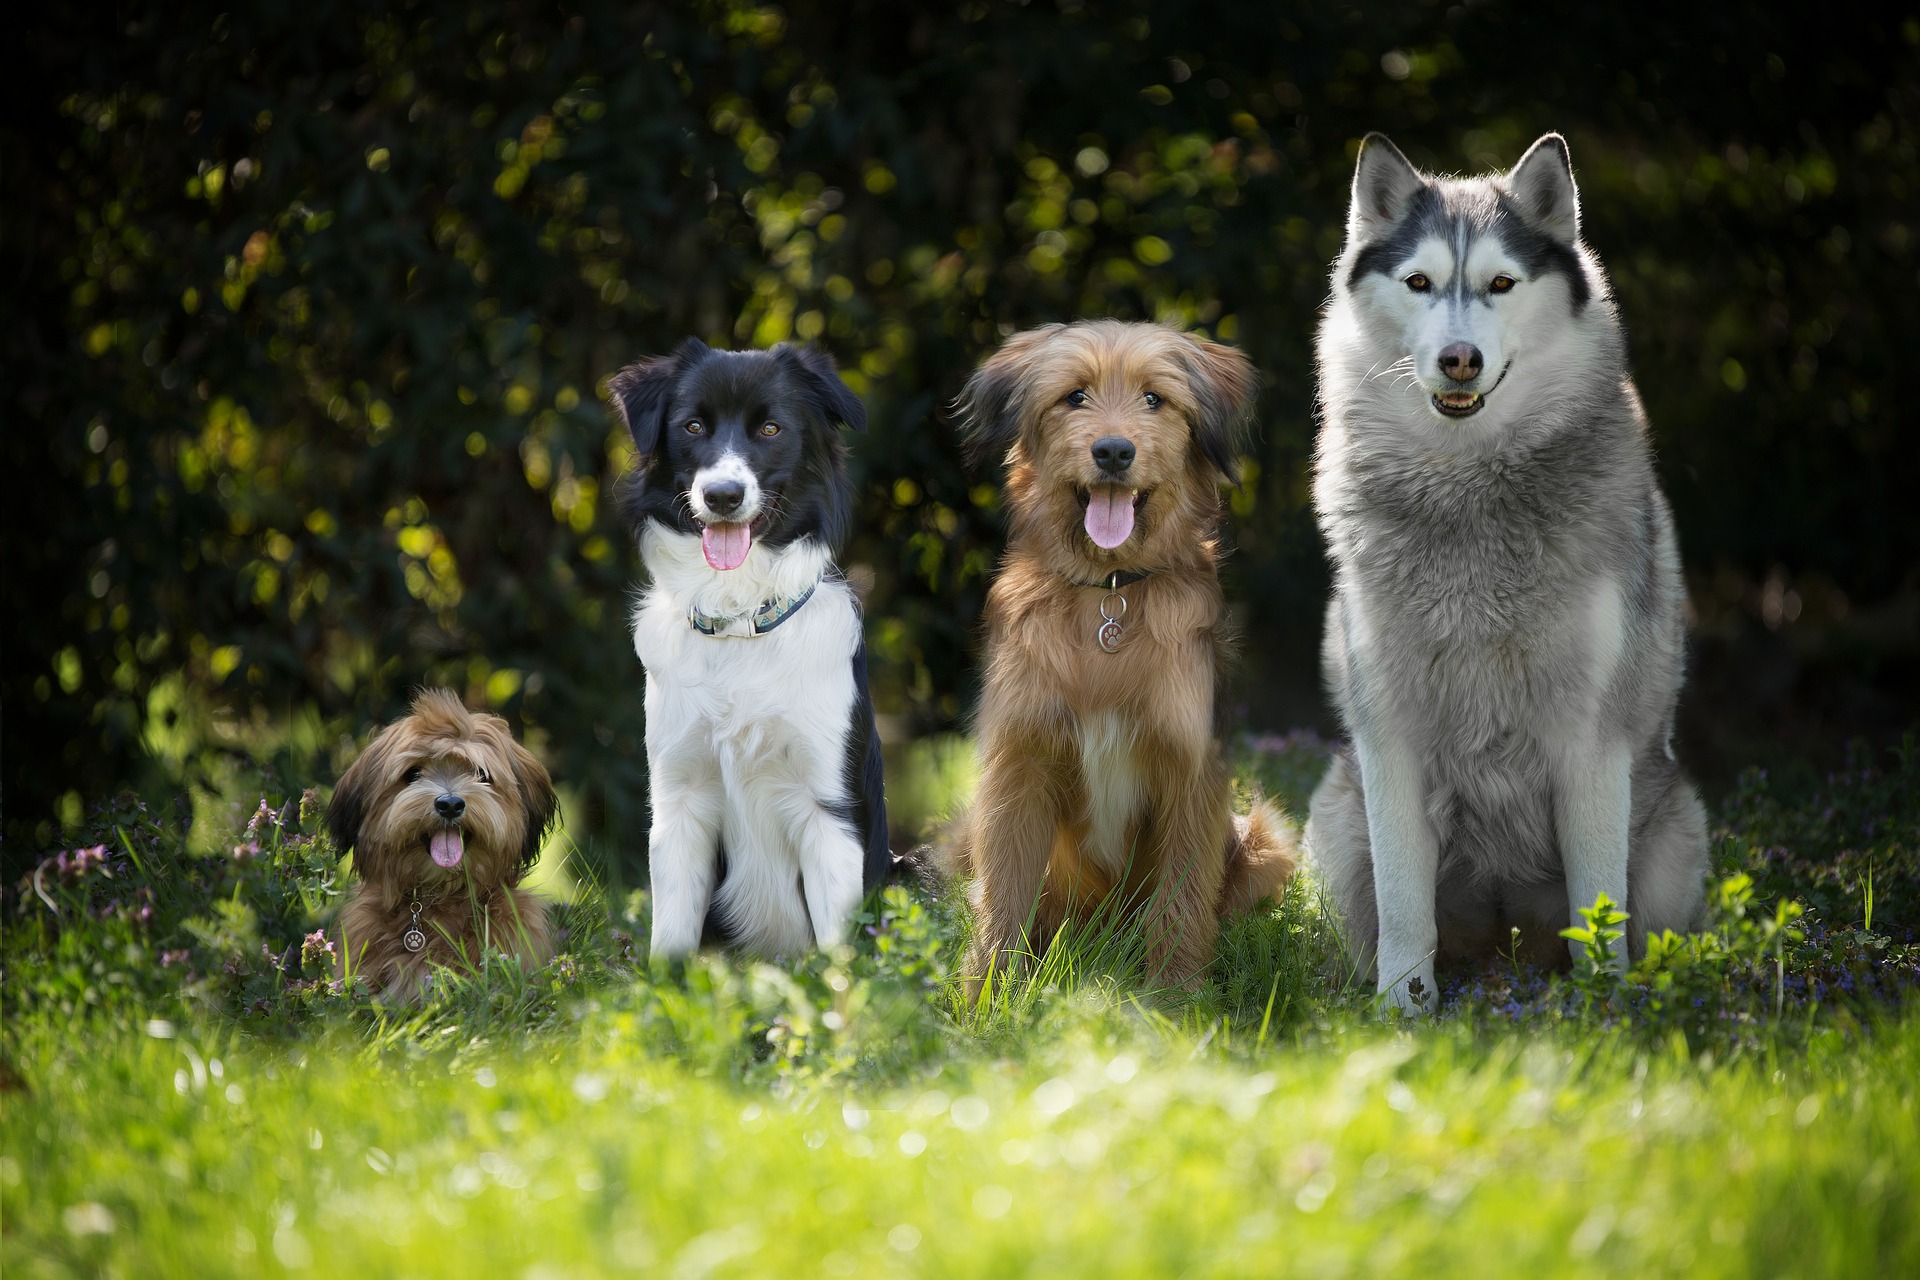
[633,529,867,957]
[633,532,859,725]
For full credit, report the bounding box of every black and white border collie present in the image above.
[608,338,890,960]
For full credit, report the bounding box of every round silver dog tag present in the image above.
[403,928,427,953]
[1097,619,1124,652]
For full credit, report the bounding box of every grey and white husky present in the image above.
[1306,132,1709,1013]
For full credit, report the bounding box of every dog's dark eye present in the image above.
[685,419,705,435]
[475,766,492,785]
[1489,274,1516,294]
[404,766,422,784]
[1405,273,1431,293]
[1143,391,1163,410]
[1064,389,1089,408]
[758,421,781,437]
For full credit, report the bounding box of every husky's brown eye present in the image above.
[1405,273,1431,292]
[1064,389,1089,408]
[685,419,705,435]
[758,421,781,437]
[1143,391,1163,409]
[1489,274,1516,294]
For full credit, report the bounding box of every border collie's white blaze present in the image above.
[608,339,889,960]
[689,448,764,571]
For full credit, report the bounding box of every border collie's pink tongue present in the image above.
[702,521,752,571]
[1084,486,1136,550]
[429,829,464,869]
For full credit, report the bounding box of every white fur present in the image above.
[1547,577,1633,970]
[636,527,866,959]
[1554,738,1634,970]
[1355,730,1439,1006]
[689,448,763,524]
[1077,710,1145,881]
[1346,243,1601,429]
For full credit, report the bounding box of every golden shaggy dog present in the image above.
[327,689,558,1000]
[948,320,1296,992]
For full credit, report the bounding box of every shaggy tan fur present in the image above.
[327,689,558,1001]
[947,321,1297,993]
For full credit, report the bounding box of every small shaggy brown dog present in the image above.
[327,689,558,1000]
[948,320,1296,992]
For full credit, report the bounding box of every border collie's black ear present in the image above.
[607,337,709,460]
[956,324,1063,470]
[777,344,867,432]
[1176,333,1258,485]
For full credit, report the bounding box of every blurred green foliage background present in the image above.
[8,1,1917,878]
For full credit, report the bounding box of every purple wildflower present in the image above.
[300,930,335,971]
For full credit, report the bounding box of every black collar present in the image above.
[1074,568,1151,590]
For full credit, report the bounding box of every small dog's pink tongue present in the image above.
[1084,486,1136,550]
[702,522,752,571]
[429,829,464,869]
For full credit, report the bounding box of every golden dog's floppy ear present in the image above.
[326,721,396,879]
[956,323,1064,468]
[607,337,708,462]
[1176,334,1258,485]
[507,734,558,877]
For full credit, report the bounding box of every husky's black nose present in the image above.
[1091,436,1136,476]
[1439,343,1484,383]
[702,479,746,517]
[435,793,465,821]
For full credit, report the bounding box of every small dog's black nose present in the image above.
[1091,436,1136,476]
[1438,343,1484,383]
[702,480,746,518]
[435,793,465,821]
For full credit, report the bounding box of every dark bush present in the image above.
[9,3,1917,876]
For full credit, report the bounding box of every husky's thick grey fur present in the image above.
[1307,132,1708,1013]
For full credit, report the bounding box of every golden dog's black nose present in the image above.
[434,793,465,820]
[1091,436,1136,475]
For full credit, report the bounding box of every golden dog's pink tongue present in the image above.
[1084,486,1135,549]
[429,829,464,869]
[702,522,751,571]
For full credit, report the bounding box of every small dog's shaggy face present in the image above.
[326,689,557,904]
[960,320,1255,576]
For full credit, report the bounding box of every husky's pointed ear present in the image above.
[1176,333,1258,485]
[1348,133,1426,245]
[957,324,1063,469]
[776,344,867,432]
[607,337,708,461]
[1508,133,1580,244]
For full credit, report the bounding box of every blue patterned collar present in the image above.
[688,581,818,638]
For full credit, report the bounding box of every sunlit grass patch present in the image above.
[7,1001,1920,1277]
[6,734,1920,1276]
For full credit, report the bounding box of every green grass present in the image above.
[6,733,1919,1277]
[8,997,1918,1277]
